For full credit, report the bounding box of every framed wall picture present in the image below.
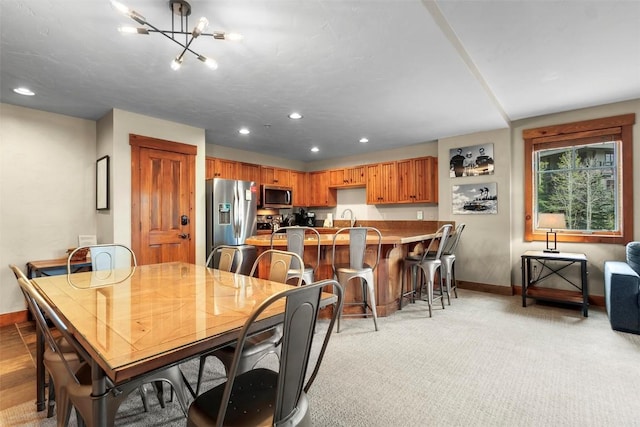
[449,143,494,177]
[96,155,109,210]
[452,182,497,215]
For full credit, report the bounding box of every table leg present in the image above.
[521,257,528,307]
[581,260,589,317]
[91,360,108,427]
[35,321,46,412]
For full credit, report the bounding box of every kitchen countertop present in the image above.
[245,229,440,246]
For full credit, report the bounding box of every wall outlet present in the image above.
[417,210,423,220]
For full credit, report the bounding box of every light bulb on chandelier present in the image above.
[111,0,242,70]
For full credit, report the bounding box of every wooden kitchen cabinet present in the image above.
[238,162,261,185]
[206,157,237,179]
[366,161,397,204]
[396,156,438,203]
[329,166,367,187]
[308,171,337,207]
[290,170,308,207]
[261,166,291,187]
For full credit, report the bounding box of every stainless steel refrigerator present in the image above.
[206,178,258,275]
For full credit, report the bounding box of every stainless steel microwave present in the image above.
[261,185,293,208]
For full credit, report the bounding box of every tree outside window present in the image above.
[524,114,634,245]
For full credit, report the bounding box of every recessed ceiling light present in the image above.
[238,128,250,135]
[288,112,303,119]
[359,137,369,143]
[310,147,319,152]
[14,87,35,96]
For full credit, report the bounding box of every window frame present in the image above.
[524,113,635,245]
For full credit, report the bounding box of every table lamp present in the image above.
[538,213,566,253]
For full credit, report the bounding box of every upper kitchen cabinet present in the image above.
[206,157,237,179]
[308,171,337,207]
[261,166,291,187]
[329,166,367,188]
[366,162,397,204]
[396,156,438,203]
[238,162,261,185]
[290,170,308,207]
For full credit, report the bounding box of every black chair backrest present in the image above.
[217,279,343,425]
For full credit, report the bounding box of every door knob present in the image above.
[179,233,189,239]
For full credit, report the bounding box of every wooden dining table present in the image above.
[31,261,337,427]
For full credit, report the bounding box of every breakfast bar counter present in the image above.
[245,220,453,317]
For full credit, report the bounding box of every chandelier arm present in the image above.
[146,30,217,38]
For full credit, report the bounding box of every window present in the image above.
[524,114,635,245]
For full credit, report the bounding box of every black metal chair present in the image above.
[187,279,343,427]
[195,249,304,395]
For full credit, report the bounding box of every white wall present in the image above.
[438,128,512,288]
[0,104,97,314]
[511,99,640,296]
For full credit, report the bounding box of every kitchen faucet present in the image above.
[341,208,356,227]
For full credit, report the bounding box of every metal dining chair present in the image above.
[10,264,81,418]
[206,245,243,272]
[270,226,321,285]
[187,279,344,427]
[67,244,190,411]
[16,276,190,427]
[195,249,304,395]
[331,226,382,332]
[411,224,453,317]
[441,223,465,304]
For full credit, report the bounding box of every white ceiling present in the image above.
[1,0,639,162]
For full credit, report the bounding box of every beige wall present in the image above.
[0,104,97,314]
[438,128,512,287]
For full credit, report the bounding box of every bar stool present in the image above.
[331,227,382,332]
[398,241,426,309]
[270,226,321,285]
[441,223,465,304]
[406,224,452,317]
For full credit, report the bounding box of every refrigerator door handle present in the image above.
[232,185,238,239]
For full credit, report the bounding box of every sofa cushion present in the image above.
[627,241,640,276]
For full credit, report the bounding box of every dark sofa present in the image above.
[604,242,640,334]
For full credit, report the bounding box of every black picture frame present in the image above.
[96,155,110,210]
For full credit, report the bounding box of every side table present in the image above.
[521,250,588,317]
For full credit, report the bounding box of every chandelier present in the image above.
[110,0,242,70]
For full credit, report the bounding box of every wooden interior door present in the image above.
[131,135,196,265]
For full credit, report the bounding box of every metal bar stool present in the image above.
[411,224,453,317]
[399,241,427,309]
[331,227,382,332]
[441,223,465,304]
[270,226,321,285]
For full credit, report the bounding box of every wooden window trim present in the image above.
[524,113,635,245]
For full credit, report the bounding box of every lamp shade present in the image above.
[538,213,566,230]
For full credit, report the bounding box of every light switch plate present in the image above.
[417,210,423,220]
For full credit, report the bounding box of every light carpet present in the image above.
[2,290,639,426]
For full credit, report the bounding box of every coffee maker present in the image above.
[305,211,316,227]
[295,208,316,227]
